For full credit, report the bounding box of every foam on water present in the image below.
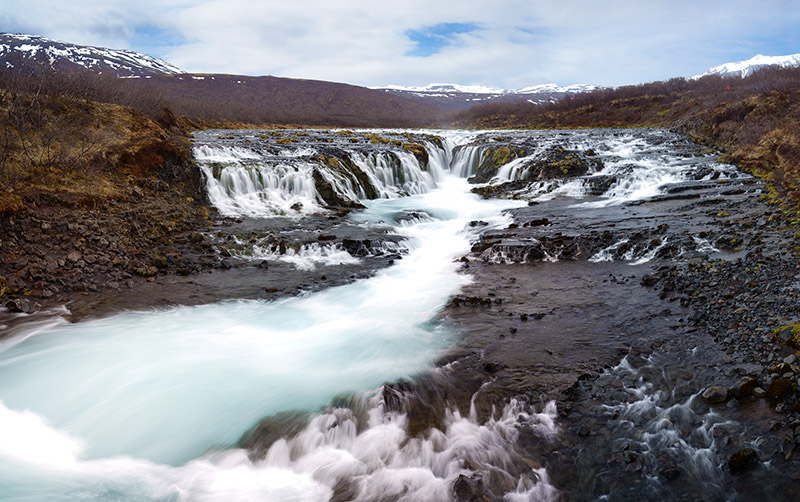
[479,130,745,207]
[592,354,745,500]
[0,170,530,499]
[231,241,362,271]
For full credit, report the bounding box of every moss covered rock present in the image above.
[402,143,429,167]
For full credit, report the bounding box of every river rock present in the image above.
[660,461,682,481]
[767,379,795,400]
[702,386,729,403]
[452,473,485,502]
[5,298,40,314]
[728,448,759,473]
[730,376,759,398]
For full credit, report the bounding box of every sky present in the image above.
[1,0,799,89]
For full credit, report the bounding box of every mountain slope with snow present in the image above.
[373,82,597,111]
[694,53,800,79]
[0,33,183,76]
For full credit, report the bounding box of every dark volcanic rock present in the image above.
[730,376,759,398]
[452,473,486,501]
[768,379,795,400]
[728,448,759,473]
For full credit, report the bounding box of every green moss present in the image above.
[775,322,800,348]
[492,147,512,166]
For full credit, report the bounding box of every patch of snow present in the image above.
[694,53,800,79]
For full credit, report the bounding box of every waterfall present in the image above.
[194,135,457,219]
[195,145,324,217]
[348,150,437,198]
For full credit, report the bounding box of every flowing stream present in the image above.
[0,128,757,501]
[0,132,532,500]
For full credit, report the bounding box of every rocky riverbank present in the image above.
[431,132,800,499]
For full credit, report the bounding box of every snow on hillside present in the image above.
[694,53,800,79]
[0,33,183,76]
[375,82,596,96]
[372,81,597,109]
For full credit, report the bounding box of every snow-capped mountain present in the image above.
[373,82,597,110]
[694,53,800,79]
[0,33,183,76]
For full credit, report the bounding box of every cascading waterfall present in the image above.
[196,145,324,217]
[479,130,744,205]
[0,128,750,501]
[348,150,438,198]
[195,137,453,218]
[0,132,566,501]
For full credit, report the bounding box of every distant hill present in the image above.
[0,33,452,127]
[130,74,452,127]
[693,53,800,79]
[0,33,182,76]
[372,82,597,111]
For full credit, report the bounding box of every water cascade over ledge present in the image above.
[0,128,773,501]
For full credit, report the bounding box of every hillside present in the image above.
[0,63,213,301]
[455,68,800,204]
[0,33,451,128]
[0,33,182,76]
[129,73,452,127]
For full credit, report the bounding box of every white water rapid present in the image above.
[0,128,738,501]
[0,131,559,500]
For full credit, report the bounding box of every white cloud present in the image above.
[1,0,799,87]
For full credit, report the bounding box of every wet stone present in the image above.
[730,376,759,398]
[728,448,759,473]
[702,386,729,403]
[768,379,795,400]
[452,473,485,502]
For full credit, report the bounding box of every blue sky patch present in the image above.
[130,24,185,58]
[405,23,479,57]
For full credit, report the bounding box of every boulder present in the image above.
[730,377,759,398]
[452,473,485,502]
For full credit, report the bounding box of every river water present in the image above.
[0,128,764,501]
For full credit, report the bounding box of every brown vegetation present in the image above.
[0,62,210,301]
[455,67,800,204]
[0,61,201,201]
[129,74,452,128]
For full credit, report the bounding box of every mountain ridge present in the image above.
[372,82,598,111]
[0,33,182,76]
[694,53,800,79]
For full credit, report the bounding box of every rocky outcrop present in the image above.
[469,144,602,184]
